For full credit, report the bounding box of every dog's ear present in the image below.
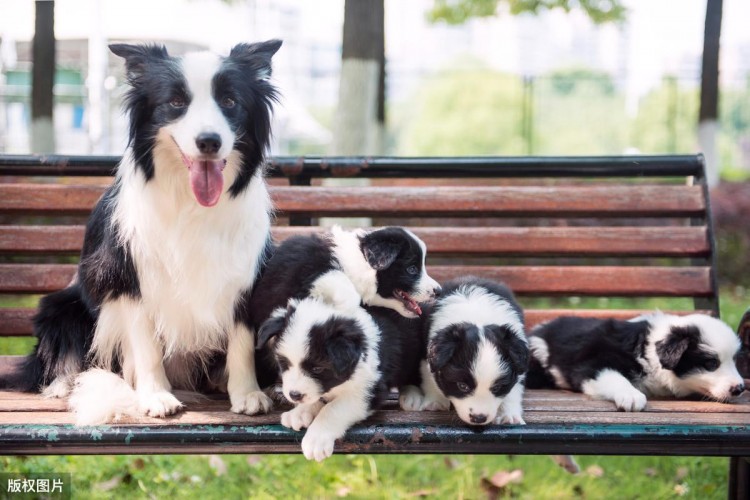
[109,44,168,81]
[428,323,477,372]
[256,316,286,350]
[360,230,402,271]
[229,40,283,80]
[484,324,529,375]
[325,323,365,376]
[655,324,700,370]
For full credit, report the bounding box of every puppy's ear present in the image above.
[485,324,529,375]
[428,323,477,372]
[229,40,283,80]
[256,316,285,350]
[360,231,402,270]
[325,325,365,376]
[655,325,700,370]
[109,44,168,81]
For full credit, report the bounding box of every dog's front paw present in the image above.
[230,390,273,415]
[139,391,183,418]
[495,410,525,425]
[421,396,450,411]
[301,428,337,462]
[399,385,425,411]
[281,405,318,431]
[613,389,647,412]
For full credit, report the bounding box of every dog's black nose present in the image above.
[731,383,745,396]
[469,413,488,424]
[196,133,222,155]
[289,390,304,402]
[433,285,443,297]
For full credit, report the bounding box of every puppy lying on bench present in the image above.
[526,312,746,411]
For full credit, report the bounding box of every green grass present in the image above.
[1,288,747,498]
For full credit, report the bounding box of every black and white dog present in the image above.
[256,298,422,461]
[401,276,529,426]
[3,41,282,424]
[248,225,442,330]
[526,313,746,411]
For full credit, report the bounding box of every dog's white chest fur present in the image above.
[114,159,271,354]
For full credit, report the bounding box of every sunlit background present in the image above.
[1,0,749,179]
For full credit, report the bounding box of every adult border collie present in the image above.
[527,313,745,411]
[401,276,529,426]
[3,40,282,424]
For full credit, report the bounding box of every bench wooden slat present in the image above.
[1,225,710,257]
[0,184,706,217]
[0,308,715,337]
[0,263,712,296]
[2,388,747,414]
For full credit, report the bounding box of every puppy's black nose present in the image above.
[196,133,221,155]
[433,285,443,298]
[289,390,304,402]
[730,383,745,396]
[469,413,488,424]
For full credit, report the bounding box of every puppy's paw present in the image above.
[613,389,647,412]
[301,428,337,462]
[139,391,183,418]
[399,385,425,411]
[42,376,72,399]
[495,410,525,425]
[230,390,273,415]
[281,405,318,431]
[420,396,450,412]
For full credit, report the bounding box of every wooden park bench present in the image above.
[1,154,748,496]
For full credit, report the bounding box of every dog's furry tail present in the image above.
[68,369,140,426]
[0,284,93,393]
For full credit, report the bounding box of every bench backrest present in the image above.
[0,154,718,340]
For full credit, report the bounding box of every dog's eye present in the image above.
[169,97,186,109]
[456,382,471,394]
[310,366,324,375]
[704,359,720,371]
[221,97,236,109]
[406,265,419,275]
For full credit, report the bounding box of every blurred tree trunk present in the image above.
[698,0,722,186]
[31,0,56,153]
[332,0,384,155]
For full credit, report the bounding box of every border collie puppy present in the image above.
[526,313,745,411]
[248,225,442,329]
[256,299,421,462]
[3,41,282,424]
[401,276,529,426]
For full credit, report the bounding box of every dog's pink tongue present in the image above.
[189,160,224,207]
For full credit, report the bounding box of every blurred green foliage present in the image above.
[428,0,626,25]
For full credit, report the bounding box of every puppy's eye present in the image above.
[406,265,419,275]
[310,367,325,375]
[456,382,471,394]
[170,97,186,109]
[705,359,719,371]
[221,96,236,109]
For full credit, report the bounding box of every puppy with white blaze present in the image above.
[526,313,746,411]
[401,276,529,426]
[248,225,442,332]
[256,299,422,462]
[1,40,283,425]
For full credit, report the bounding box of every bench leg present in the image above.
[729,457,750,500]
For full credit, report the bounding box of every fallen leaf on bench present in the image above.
[585,465,604,478]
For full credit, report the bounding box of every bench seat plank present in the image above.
[0,225,710,257]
